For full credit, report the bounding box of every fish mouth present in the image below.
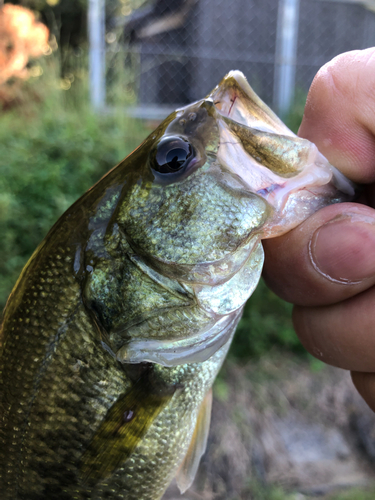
[209,70,295,137]
[207,71,356,237]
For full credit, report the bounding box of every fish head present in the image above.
[112,70,354,285]
[114,96,268,287]
[83,71,355,366]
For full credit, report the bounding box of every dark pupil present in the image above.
[154,137,192,174]
[165,148,188,171]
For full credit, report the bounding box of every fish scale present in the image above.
[0,240,233,499]
[0,71,354,499]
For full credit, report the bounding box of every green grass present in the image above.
[326,488,375,500]
[242,480,297,500]
[241,481,375,500]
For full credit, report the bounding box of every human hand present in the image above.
[262,47,375,412]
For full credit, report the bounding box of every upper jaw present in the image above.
[207,70,295,136]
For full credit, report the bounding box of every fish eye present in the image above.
[151,136,194,176]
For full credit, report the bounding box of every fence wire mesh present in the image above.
[102,0,375,119]
[296,0,375,93]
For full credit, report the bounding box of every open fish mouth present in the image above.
[208,71,356,238]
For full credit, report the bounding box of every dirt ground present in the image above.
[164,352,375,500]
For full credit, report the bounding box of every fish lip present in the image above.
[207,70,295,136]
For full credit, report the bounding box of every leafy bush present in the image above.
[0,73,148,307]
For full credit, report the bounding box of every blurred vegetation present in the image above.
[229,279,302,360]
[327,488,375,500]
[0,50,309,362]
[5,0,87,64]
[283,88,308,133]
[0,55,149,307]
[5,0,147,64]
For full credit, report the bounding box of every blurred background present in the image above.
[1,0,375,498]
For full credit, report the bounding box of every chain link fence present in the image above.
[97,0,375,119]
[296,0,375,94]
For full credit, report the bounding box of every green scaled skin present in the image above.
[0,71,354,500]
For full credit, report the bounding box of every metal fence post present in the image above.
[274,0,300,117]
[88,0,106,110]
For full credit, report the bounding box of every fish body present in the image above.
[0,72,354,499]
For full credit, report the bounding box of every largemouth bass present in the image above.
[0,71,354,500]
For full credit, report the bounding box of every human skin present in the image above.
[262,47,375,413]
